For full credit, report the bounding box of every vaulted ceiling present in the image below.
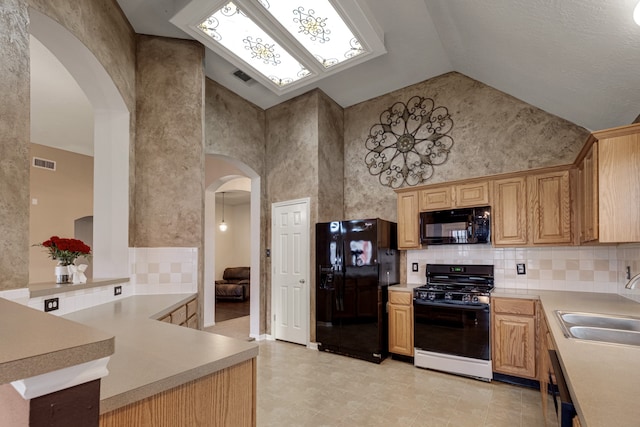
[119,0,640,131]
[31,0,640,155]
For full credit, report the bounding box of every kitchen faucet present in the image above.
[625,272,640,289]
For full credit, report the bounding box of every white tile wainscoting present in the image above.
[406,244,640,296]
[130,247,198,295]
[0,247,198,315]
[25,281,133,316]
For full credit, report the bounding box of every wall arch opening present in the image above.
[29,9,130,279]
[205,155,260,339]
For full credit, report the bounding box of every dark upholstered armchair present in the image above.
[215,266,250,301]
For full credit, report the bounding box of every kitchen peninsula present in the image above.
[65,294,258,426]
[1,295,259,427]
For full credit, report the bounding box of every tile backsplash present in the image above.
[406,244,639,294]
[130,247,198,295]
[0,247,198,315]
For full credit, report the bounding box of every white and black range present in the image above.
[413,264,494,381]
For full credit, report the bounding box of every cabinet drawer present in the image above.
[187,298,197,317]
[171,305,188,325]
[493,298,535,315]
[389,290,412,305]
[187,315,198,329]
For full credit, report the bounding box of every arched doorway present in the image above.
[204,155,261,339]
[29,9,130,278]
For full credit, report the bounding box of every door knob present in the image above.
[299,279,306,284]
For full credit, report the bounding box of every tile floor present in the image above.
[256,341,550,427]
[206,319,551,426]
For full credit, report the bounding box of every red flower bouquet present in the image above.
[38,236,92,266]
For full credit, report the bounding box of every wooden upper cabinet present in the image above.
[492,177,528,246]
[419,181,489,211]
[528,170,572,245]
[419,186,452,211]
[578,142,598,243]
[597,128,640,242]
[397,190,420,249]
[455,181,490,207]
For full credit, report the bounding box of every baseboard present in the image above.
[307,342,318,350]
[493,372,540,389]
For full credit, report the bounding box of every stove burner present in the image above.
[414,263,494,305]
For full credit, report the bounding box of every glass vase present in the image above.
[55,262,71,284]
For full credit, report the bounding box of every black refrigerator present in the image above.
[316,219,399,363]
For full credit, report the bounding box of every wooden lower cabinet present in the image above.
[100,358,256,427]
[491,297,537,379]
[158,296,198,329]
[388,290,413,356]
[539,307,554,425]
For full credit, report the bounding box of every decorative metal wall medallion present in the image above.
[365,96,454,188]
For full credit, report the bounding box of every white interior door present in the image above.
[271,198,309,345]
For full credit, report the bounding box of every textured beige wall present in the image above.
[204,79,268,333]
[29,0,136,112]
[205,79,266,175]
[317,91,345,222]
[266,91,320,206]
[29,144,93,283]
[344,72,590,221]
[0,0,30,290]
[134,35,205,248]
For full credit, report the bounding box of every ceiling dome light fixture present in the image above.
[219,192,228,232]
[634,1,640,26]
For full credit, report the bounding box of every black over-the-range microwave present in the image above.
[419,206,491,245]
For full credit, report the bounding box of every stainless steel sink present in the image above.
[568,326,640,346]
[555,311,640,347]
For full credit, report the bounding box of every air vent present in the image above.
[32,157,56,171]
[232,69,253,83]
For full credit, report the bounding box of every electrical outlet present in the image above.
[44,297,59,312]
[412,263,419,272]
[516,263,526,275]
[114,285,122,296]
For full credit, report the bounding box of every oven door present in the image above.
[413,300,491,360]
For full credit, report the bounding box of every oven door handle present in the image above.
[413,300,489,311]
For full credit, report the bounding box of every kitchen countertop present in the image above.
[495,288,640,427]
[62,294,259,414]
[0,298,114,384]
[389,283,422,292]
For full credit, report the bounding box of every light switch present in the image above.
[516,263,526,275]
[412,263,419,272]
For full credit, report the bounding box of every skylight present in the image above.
[171,0,385,94]
[198,2,310,87]
[257,1,365,69]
